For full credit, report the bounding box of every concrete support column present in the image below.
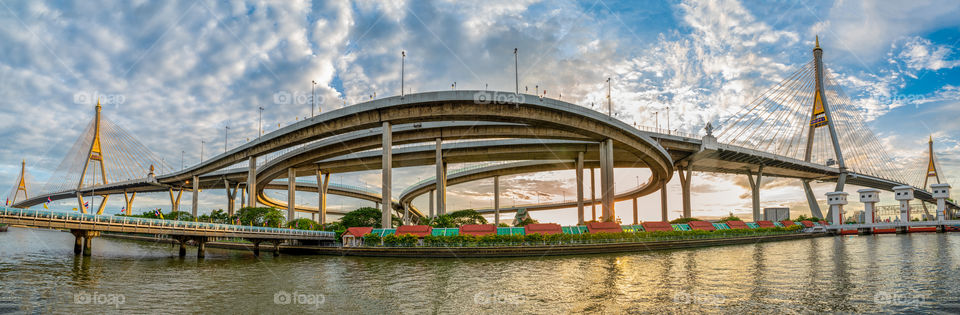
[272,241,281,257]
[494,176,501,225]
[576,152,585,225]
[73,232,83,255]
[191,175,199,217]
[435,138,446,216]
[632,198,639,225]
[178,239,187,257]
[240,187,246,209]
[83,236,92,256]
[590,168,596,221]
[251,240,262,257]
[381,122,392,228]
[747,166,763,221]
[123,190,136,216]
[224,180,236,216]
[169,188,182,213]
[317,170,329,225]
[197,238,206,259]
[429,190,435,218]
[802,180,823,219]
[287,168,296,222]
[660,179,668,222]
[858,189,879,232]
[678,162,692,218]
[247,156,257,208]
[599,140,615,222]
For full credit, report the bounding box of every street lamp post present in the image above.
[200,139,205,163]
[514,48,519,95]
[606,77,612,117]
[401,51,405,99]
[311,80,317,117]
[224,126,229,153]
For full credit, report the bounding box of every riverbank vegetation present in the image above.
[361,225,802,247]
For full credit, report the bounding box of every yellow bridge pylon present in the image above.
[77,100,109,214]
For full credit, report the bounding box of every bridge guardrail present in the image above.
[0,207,334,238]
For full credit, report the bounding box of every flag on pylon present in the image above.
[4,198,8,206]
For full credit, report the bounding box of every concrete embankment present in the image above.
[102,232,825,258]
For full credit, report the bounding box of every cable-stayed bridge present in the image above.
[6,39,957,233]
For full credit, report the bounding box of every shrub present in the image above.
[669,217,702,224]
[362,233,381,246]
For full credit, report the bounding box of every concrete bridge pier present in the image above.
[271,240,282,257]
[590,168,596,221]
[70,230,99,256]
[494,175,501,225]
[249,239,263,257]
[632,198,639,225]
[287,168,296,222]
[747,166,763,221]
[382,122,392,228]
[677,161,692,218]
[123,190,136,216]
[196,237,208,258]
[224,180,238,216]
[317,169,329,225]
[435,138,447,216]
[659,179,668,221]
[429,190,435,218]
[576,152,584,225]
[191,175,199,217]
[169,188,183,213]
[599,139,615,221]
[247,156,257,208]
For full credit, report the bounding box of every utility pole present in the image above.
[200,139,205,163]
[655,111,659,129]
[514,48,519,95]
[311,80,317,117]
[224,126,230,153]
[606,77,612,117]
[401,51,405,99]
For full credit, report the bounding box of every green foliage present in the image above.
[238,207,285,227]
[340,207,400,228]
[362,233,381,245]
[422,209,488,228]
[718,212,741,222]
[497,223,511,227]
[669,217,702,224]
[794,214,821,222]
[287,218,319,230]
[382,234,419,247]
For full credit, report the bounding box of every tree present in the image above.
[287,218,319,230]
[718,212,741,222]
[515,217,538,227]
[238,207,285,227]
[339,207,401,228]
[422,209,488,228]
[167,211,194,221]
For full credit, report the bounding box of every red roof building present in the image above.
[395,225,432,238]
[800,220,815,228]
[343,227,373,237]
[779,220,795,227]
[755,220,776,228]
[586,221,623,234]
[725,220,749,229]
[687,221,716,231]
[459,224,497,236]
[523,223,563,235]
[641,221,674,232]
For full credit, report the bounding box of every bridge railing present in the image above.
[0,207,334,238]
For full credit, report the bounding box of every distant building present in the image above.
[763,207,789,221]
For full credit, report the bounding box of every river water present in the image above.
[1,227,959,314]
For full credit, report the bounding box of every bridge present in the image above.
[5,38,957,243]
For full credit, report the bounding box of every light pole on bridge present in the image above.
[311,80,317,117]
[401,51,405,99]
[181,150,184,170]
[606,77,612,117]
[224,126,229,153]
[200,139,205,163]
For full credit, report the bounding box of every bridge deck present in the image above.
[0,207,334,241]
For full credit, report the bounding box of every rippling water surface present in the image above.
[2,227,960,313]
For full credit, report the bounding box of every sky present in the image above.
[1,0,959,224]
